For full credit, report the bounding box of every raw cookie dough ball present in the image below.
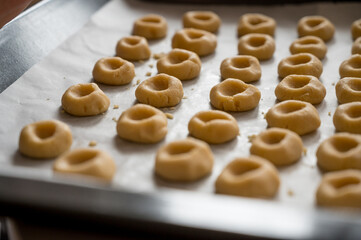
[220,55,261,82]
[333,102,361,134]
[316,169,361,209]
[297,16,335,42]
[317,133,361,172]
[188,110,239,144]
[210,78,261,112]
[155,138,214,182]
[237,13,276,37]
[183,11,221,33]
[157,48,201,80]
[61,83,110,117]
[275,74,326,104]
[53,148,116,181]
[116,104,167,143]
[116,36,151,61]
[265,100,321,135]
[351,18,361,40]
[132,14,167,40]
[135,73,183,108]
[215,156,280,198]
[352,37,361,55]
[92,57,135,85]
[19,120,72,159]
[278,53,323,78]
[250,128,303,166]
[171,28,217,57]
[238,33,275,61]
[289,36,327,60]
[335,77,361,103]
[339,54,361,78]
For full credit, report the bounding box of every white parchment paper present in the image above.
[1,0,360,208]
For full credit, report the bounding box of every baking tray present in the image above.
[1,0,361,239]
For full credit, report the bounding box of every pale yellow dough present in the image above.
[289,36,327,60]
[155,138,214,182]
[335,77,361,103]
[215,156,280,198]
[333,102,361,134]
[351,18,361,40]
[278,53,323,78]
[132,14,167,40]
[316,133,361,172]
[238,33,275,61]
[116,104,167,143]
[352,37,361,55]
[220,55,261,82]
[237,13,276,37]
[183,11,221,33]
[53,148,116,181]
[19,120,72,159]
[61,83,110,116]
[116,36,151,61]
[339,54,361,78]
[188,110,239,144]
[297,16,335,42]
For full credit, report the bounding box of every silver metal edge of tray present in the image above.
[0,0,361,239]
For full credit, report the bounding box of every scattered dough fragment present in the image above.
[89,140,97,147]
[165,113,174,119]
[113,105,119,109]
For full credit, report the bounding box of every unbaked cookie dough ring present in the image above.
[237,13,276,37]
[297,16,335,42]
[157,48,201,80]
[333,102,361,134]
[92,57,135,85]
[278,53,323,78]
[316,169,361,209]
[265,100,321,135]
[171,28,217,57]
[135,73,183,108]
[182,11,221,33]
[339,54,361,78]
[238,33,275,61]
[132,14,167,40]
[316,133,361,172]
[188,110,239,144]
[155,137,214,182]
[275,74,326,104]
[210,78,261,112]
[351,18,361,41]
[61,83,110,117]
[352,37,361,55]
[116,104,167,143]
[19,120,72,159]
[335,77,361,103]
[215,156,280,198]
[250,128,303,166]
[116,36,151,61]
[289,36,327,60]
[220,55,261,82]
[53,148,116,181]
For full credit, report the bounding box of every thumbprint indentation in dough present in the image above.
[194,14,211,21]
[187,31,204,39]
[129,108,156,120]
[288,54,312,65]
[249,17,266,26]
[67,150,97,165]
[231,58,251,68]
[285,76,311,89]
[278,101,306,114]
[73,84,96,97]
[306,19,323,28]
[34,122,56,139]
[141,16,161,23]
[247,36,266,47]
[167,144,194,155]
[230,161,260,175]
[331,137,359,153]
[261,131,286,145]
[346,106,361,118]
[149,77,169,91]
[350,80,361,91]
[169,51,190,64]
[330,176,360,189]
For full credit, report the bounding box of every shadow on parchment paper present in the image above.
[112,135,164,154]
[56,107,105,127]
[92,79,134,95]
[11,150,53,168]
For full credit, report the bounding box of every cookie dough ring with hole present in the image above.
[215,156,280,198]
[54,148,116,181]
[250,128,303,166]
[297,16,335,42]
[316,169,361,209]
[237,13,276,37]
[155,138,214,182]
[351,18,361,40]
[183,11,221,33]
[278,53,323,78]
[157,48,201,80]
[265,100,321,135]
[333,102,361,134]
[135,73,183,108]
[116,104,167,143]
[92,57,135,85]
[220,55,261,82]
[238,33,275,61]
[339,54,361,78]
[116,36,151,61]
[275,74,326,104]
[335,77,361,103]
[171,28,217,57]
[210,78,261,112]
[19,120,72,159]
[289,36,327,60]
[61,83,110,117]
[132,14,167,40]
[188,110,239,144]
[316,133,361,172]
[352,37,361,55]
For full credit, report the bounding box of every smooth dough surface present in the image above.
[278,53,323,78]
